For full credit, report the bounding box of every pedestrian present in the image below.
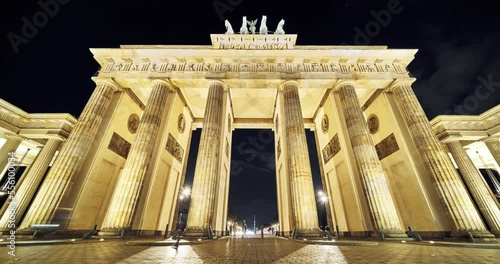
[172,229,182,250]
[261,226,264,239]
[242,220,247,238]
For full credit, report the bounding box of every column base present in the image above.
[294,228,322,239]
[374,230,410,240]
[450,230,496,241]
[491,230,500,238]
[182,227,211,239]
[98,227,130,237]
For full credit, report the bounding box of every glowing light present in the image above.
[0,191,7,196]
[429,241,435,244]
[182,188,191,196]
[32,224,59,228]
[320,196,328,203]
[401,241,406,243]
[317,191,324,196]
[179,195,185,200]
[100,238,105,241]
[197,238,202,241]
[0,239,4,242]
[303,238,307,241]
[71,239,76,242]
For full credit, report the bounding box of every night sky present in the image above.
[1,0,499,228]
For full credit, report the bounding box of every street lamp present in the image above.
[317,190,328,230]
[176,186,191,232]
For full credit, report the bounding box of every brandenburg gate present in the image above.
[1,26,500,240]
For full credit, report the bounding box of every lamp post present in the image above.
[317,190,328,230]
[176,187,191,232]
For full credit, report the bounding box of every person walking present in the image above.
[242,220,247,239]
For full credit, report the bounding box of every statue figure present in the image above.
[259,15,268,34]
[240,16,249,34]
[224,20,234,34]
[274,19,285,35]
[247,18,258,34]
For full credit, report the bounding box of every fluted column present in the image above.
[282,81,320,237]
[484,137,500,168]
[19,80,118,230]
[100,80,173,235]
[184,81,225,237]
[336,81,406,238]
[389,80,493,239]
[0,134,23,179]
[448,141,500,236]
[0,136,62,230]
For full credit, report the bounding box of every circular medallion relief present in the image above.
[228,114,232,133]
[178,114,186,133]
[321,115,329,133]
[368,114,379,134]
[127,114,140,134]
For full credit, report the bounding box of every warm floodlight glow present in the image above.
[320,196,328,203]
[429,241,435,244]
[401,241,406,243]
[317,191,324,197]
[71,239,76,242]
[100,238,105,241]
[179,195,185,200]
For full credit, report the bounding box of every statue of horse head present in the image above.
[240,16,248,34]
[259,15,268,34]
[224,20,234,34]
[275,19,285,35]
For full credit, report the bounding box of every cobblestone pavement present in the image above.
[0,236,498,263]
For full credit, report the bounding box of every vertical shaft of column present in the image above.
[336,81,405,237]
[448,141,500,236]
[100,80,172,234]
[184,81,225,237]
[0,137,62,230]
[390,81,492,238]
[282,81,320,237]
[484,137,500,168]
[0,134,23,179]
[19,81,118,230]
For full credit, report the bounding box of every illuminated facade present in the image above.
[1,33,499,240]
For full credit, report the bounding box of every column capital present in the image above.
[151,79,176,91]
[387,78,417,92]
[482,136,500,144]
[279,80,299,91]
[208,80,228,91]
[332,79,355,92]
[45,134,65,142]
[3,132,25,141]
[92,78,121,91]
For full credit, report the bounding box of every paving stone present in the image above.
[0,236,498,263]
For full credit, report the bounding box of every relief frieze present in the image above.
[108,132,131,159]
[166,133,184,163]
[375,133,400,160]
[322,134,341,163]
